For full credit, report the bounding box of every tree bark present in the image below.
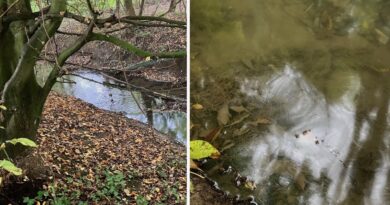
[0,0,66,158]
[138,0,145,16]
[124,0,136,16]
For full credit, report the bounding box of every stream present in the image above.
[191,0,389,204]
[36,68,186,144]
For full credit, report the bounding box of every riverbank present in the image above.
[1,92,186,204]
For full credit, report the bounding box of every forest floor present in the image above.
[0,92,186,204]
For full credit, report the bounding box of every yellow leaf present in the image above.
[244,180,256,190]
[145,56,151,61]
[190,140,220,160]
[192,103,203,110]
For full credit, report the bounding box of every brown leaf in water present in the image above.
[203,127,222,142]
[217,103,231,126]
[190,159,201,170]
[248,117,272,126]
[295,173,306,191]
[255,117,271,124]
[229,105,247,113]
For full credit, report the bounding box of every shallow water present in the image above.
[36,68,186,143]
[191,0,389,204]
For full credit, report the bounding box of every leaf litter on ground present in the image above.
[30,92,186,204]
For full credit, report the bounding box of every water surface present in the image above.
[191,0,390,204]
[37,68,186,143]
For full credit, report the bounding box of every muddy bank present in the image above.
[0,92,186,204]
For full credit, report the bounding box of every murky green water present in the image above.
[191,0,389,204]
[36,68,186,143]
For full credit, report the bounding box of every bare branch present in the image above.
[89,32,186,58]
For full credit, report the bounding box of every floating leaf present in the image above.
[192,103,203,110]
[6,138,37,147]
[217,103,230,126]
[190,140,220,160]
[0,160,22,175]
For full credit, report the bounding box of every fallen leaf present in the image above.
[190,159,200,170]
[217,103,231,126]
[124,188,131,196]
[244,180,256,190]
[255,117,271,124]
[295,173,306,191]
[192,103,203,110]
[203,127,221,142]
[190,140,220,160]
[229,105,247,113]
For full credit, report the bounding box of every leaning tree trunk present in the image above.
[0,0,66,157]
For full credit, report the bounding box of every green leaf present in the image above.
[6,138,37,147]
[0,160,22,175]
[190,140,221,160]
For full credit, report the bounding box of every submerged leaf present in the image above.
[190,159,200,170]
[229,105,247,113]
[295,173,306,191]
[190,140,220,160]
[244,180,257,190]
[203,127,222,142]
[192,103,204,110]
[217,103,231,126]
[0,160,22,175]
[6,138,37,147]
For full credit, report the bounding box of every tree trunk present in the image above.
[138,0,145,16]
[169,0,177,12]
[124,0,136,16]
[0,0,66,158]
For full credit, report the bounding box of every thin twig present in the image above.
[0,0,20,18]
[190,171,205,179]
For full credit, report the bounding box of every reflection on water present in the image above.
[37,69,186,143]
[191,0,389,204]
